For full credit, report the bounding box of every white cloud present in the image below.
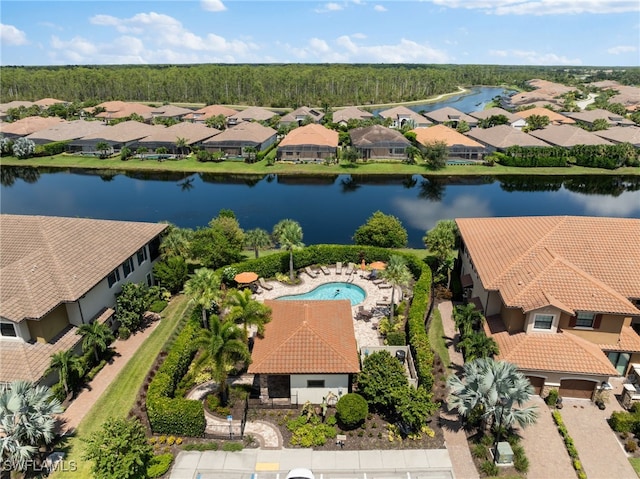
[429,0,640,15]
[351,33,367,39]
[607,45,638,54]
[489,48,582,65]
[315,2,344,13]
[374,5,387,12]
[1,24,28,46]
[563,189,640,216]
[394,194,493,232]
[201,0,227,12]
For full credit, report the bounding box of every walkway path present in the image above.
[437,300,480,479]
[58,320,160,431]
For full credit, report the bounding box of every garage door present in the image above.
[526,376,544,396]
[560,379,596,399]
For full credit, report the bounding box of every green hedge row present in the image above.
[406,264,435,391]
[552,410,587,479]
[146,318,206,436]
[34,141,70,157]
[495,152,567,167]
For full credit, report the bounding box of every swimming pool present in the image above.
[276,282,366,306]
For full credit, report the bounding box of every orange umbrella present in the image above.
[370,261,386,270]
[234,271,258,284]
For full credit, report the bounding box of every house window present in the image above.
[107,268,120,288]
[608,351,631,375]
[307,380,325,388]
[575,312,595,328]
[146,273,152,287]
[122,257,134,278]
[0,322,17,337]
[533,314,554,330]
[137,246,148,266]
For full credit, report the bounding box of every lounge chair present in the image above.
[320,265,330,275]
[372,278,385,285]
[345,262,355,275]
[336,262,342,274]
[305,266,318,278]
[378,283,392,290]
[258,277,273,291]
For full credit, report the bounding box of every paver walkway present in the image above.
[437,300,480,479]
[58,320,160,431]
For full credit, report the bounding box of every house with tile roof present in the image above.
[564,108,635,128]
[227,106,279,127]
[456,216,640,399]
[68,120,159,154]
[592,126,640,147]
[515,107,575,126]
[248,300,360,404]
[423,106,478,129]
[349,124,410,160]
[91,101,156,123]
[203,121,277,157]
[332,106,374,127]
[25,119,108,145]
[412,125,485,160]
[136,122,220,154]
[277,124,338,163]
[378,106,431,129]
[279,106,325,126]
[465,125,550,153]
[527,124,612,147]
[183,105,238,124]
[0,214,167,385]
[150,105,194,121]
[0,116,66,139]
[469,107,527,130]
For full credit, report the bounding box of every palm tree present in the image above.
[175,137,188,157]
[447,358,538,433]
[453,303,484,338]
[159,225,192,258]
[184,268,221,329]
[273,219,304,281]
[380,255,412,323]
[77,321,114,364]
[458,332,499,362]
[95,141,110,159]
[48,350,84,396]
[196,315,250,404]
[244,228,272,258]
[0,381,63,471]
[226,288,272,340]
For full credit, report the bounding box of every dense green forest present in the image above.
[2,64,638,108]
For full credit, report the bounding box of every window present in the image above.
[0,322,17,337]
[107,268,120,288]
[307,380,325,388]
[608,352,631,375]
[575,312,595,328]
[533,314,554,330]
[122,257,134,278]
[136,246,148,266]
[146,273,152,287]
[149,237,161,261]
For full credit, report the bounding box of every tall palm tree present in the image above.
[244,228,272,259]
[184,268,221,329]
[175,136,188,157]
[380,255,412,323]
[273,219,304,281]
[447,358,538,433]
[226,288,272,340]
[95,141,111,159]
[48,350,84,396]
[159,225,192,258]
[196,315,251,405]
[0,381,63,471]
[77,321,114,364]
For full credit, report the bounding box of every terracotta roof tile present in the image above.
[598,326,640,353]
[515,107,575,125]
[333,106,374,123]
[138,122,220,144]
[412,124,483,148]
[183,105,238,121]
[1,117,66,136]
[527,124,612,147]
[248,300,360,374]
[466,125,550,149]
[423,107,478,126]
[203,121,276,145]
[278,124,338,148]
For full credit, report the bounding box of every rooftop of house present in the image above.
[515,107,576,125]
[423,106,478,125]
[278,123,338,148]
[468,107,522,124]
[228,106,278,123]
[248,300,360,375]
[25,119,108,143]
[465,124,550,148]
[527,124,613,147]
[592,125,640,146]
[92,101,155,120]
[411,124,483,148]
[150,104,195,118]
[137,122,220,144]
[350,124,411,146]
[0,116,66,136]
[183,104,238,120]
[564,108,635,126]
[280,106,325,124]
[75,120,159,143]
[204,121,277,144]
[378,106,430,125]
[332,106,374,123]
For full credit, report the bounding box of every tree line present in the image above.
[2,64,636,108]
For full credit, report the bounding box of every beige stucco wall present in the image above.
[522,370,609,398]
[27,304,69,343]
[559,313,628,345]
[525,306,562,334]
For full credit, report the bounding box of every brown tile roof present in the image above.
[565,109,634,126]
[138,122,220,145]
[598,326,640,353]
[332,106,374,124]
[469,107,522,124]
[423,107,478,126]
[466,125,550,149]
[150,105,194,118]
[25,119,108,143]
[592,126,640,146]
[203,121,276,145]
[228,107,278,124]
[280,106,325,124]
[509,80,576,107]
[33,98,66,108]
[278,123,338,148]
[515,107,575,125]
[456,216,640,316]
[248,300,360,374]
[485,316,618,375]
[350,125,410,147]
[0,116,66,136]
[0,214,167,323]
[93,101,155,120]
[183,105,238,121]
[0,101,35,114]
[378,106,431,127]
[77,120,158,143]
[527,124,612,147]
[411,124,483,148]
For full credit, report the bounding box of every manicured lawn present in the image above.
[630,457,640,477]
[51,295,191,478]
[428,306,451,370]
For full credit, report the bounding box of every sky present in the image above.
[1,0,639,67]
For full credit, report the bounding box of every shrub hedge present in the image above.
[34,140,70,157]
[146,453,173,479]
[146,317,206,436]
[610,410,640,433]
[336,393,369,429]
[553,410,586,478]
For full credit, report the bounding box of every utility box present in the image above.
[495,441,514,465]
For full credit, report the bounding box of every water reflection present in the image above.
[0,166,40,186]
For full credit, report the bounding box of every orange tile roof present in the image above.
[33,98,66,107]
[456,216,640,316]
[515,107,575,125]
[248,300,360,374]
[411,124,483,148]
[183,105,238,121]
[485,316,618,375]
[93,101,155,120]
[0,215,167,323]
[0,116,66,136]
[278,123,339,148]
[598,326,640,353]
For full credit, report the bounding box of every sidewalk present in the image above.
[59,321,159,431]
[437,300,480,479]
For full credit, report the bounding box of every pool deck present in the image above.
[256,266,401,349]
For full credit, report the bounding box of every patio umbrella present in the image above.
[370,261,386,270]
[234,271,258,284]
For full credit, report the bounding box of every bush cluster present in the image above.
[146,453,173,479]
[496,151,567,167]
[552,410,585,478]
[407,264,435,390]
[146,318,206,436]
[609,408,640,433]
[335,393,368,429]
[34,141,70,157]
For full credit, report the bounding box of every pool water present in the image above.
[276,282,366,306]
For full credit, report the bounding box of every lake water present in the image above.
[2,167,639,248]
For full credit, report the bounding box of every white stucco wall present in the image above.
[525,306,562,334]
[0,318,30,341]
[460,248,490,308]
[290,374,350,404]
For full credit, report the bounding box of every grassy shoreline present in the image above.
[2,155,638,177]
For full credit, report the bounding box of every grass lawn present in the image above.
[429,306,451,370]
[630,457,640,477]
[51,295,191,478]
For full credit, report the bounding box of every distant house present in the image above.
[0,117,66,139]
[527,124,612,148]
[150,105,194,122]
[227,107,278,127]
[203,122,277,157]
[277,124,338,163]
[332,106,374,127]
[183,105,238,124]
[349,125,410,160]
[279,106,325,126]
[423,106,478,129]
[592,126,640,147]
[378,106,431,129]
[248,300,360,404]
[564,109,635,128]
[469,107,527,130]
[0,214,167,385]
[68,120,159,154]
[32,98,66,109]
[25,119,108,145]
[505,79,576,109]
[465,125,549,153]
[456,216,640,398]
[136,122,220,154]
[412,124,485,160]
[515,107,575,126]
[91,101,156,124]
[0,101,36,121]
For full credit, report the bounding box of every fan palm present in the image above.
[48,349,84,396]
[226,288,272,340]
[380,255,412,322]
[273,219,304,281]
[77,321,114,364]
[244,228,272,259]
